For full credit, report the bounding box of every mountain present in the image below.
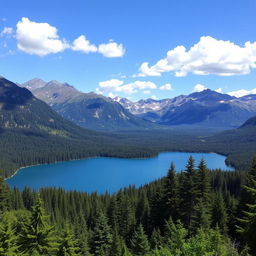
[0,76,145,177]
[240,115,256,128]
[115,90,256,129]
[21,79,155,131]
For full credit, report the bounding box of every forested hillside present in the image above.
[0,157,255,255]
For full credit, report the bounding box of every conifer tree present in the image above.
[57,223,78,256]
[0,219,17,256]
[92,211,113,256]
[17,196,56,255]
[164,218,187,255]
[163,162,178,221]
[179,156,198,228]
[211,191,228,234]
[0,177,10,214]
[130,223,150,256]
[73,213,91,256]
[236,158,256,254]
[197,158,211,204]
[191,199,211,233]
[150,228,162,250]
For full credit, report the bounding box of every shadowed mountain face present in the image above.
[240,115,256,128]
[21,79,155,131]
[0,76,93,136]
[115,89,256,129]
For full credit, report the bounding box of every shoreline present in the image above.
[5,150,234,182]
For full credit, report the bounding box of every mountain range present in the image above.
[21,79,155,131]
[1,75,256,174]
[114,90,256,129]
[21,78,256,130]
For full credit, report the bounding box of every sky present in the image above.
[0,0,256,101]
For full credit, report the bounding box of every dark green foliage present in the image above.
[92,211,113,256]
[163,162,179,221]
[0,219,17,256]
[236,157,256,255]
[17,196,56,255]
[179,156,199,228]
[130,223,150,256]
[211,191,228,233]
[0,177,10,214]
[57,224,78,256]
[0,156,255,254]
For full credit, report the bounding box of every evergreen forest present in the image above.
[0,156,256,255]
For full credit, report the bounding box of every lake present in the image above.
[7,152,233,193]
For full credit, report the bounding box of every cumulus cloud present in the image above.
[97,79,157,95]
[215,88,223,93]
[71,35,97,53]
[16,17,68,56]
[15,17,125,58]
[98,40,125,58]
[159,83,173,90]
[0,27,13,36]
[150,95,158,100]
[137,36,256,77]
[227,88,256,98]
[193,84,207,92]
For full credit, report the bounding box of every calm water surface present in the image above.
[7,152,233,193]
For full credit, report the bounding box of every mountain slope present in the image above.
[205,115,256,168]
[240,115,256,128]
[0,77,156,177]
[22,79,155,131]
[115,90,256,129]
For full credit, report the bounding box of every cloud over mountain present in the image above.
[138,36,256,77]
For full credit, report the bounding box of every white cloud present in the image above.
[193,84,207,92]
[138,62,161,77]
[98,40,125,58]
[0,27,13,36]
[215,88,223,93]
[71,35,97,53]
[143,90,151,94]
[227,88,256,97]
[137,36,256,77]
[160,83,173,91]
[97,80,157,95]
[150,95,158,100]
[16,17,68,56]
[108,92,116,98]
[15,18,125,58]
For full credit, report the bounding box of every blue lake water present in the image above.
[7,152,233,193]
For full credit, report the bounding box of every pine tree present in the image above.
[163,162,178,221]
[110,230,124,256]
[0,219,17,256]
[191,199,211,233]
[11,187,24,210]
[150,228,162,250]
[73,213,91,256]
[197,158,211,204]
[130,223,150,256]
[0,177,10,214]
[211,191,228,234]
[164,218,187,255]
[236,158,256,255]
[92,211,113,256]
[17,196,56,255]
[57,223,79,256]
[179,156,198,228]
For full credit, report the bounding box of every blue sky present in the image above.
[0,0,256,100]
